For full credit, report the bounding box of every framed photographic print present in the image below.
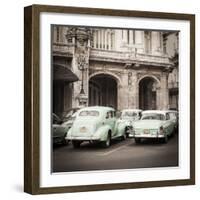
[24,4,195,194]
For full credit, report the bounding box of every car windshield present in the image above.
[122,111,137,117]
[79,110,99,117]
[141,113,165,120]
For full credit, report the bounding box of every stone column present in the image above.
[129,30,133,44]
[156,87,161,110]
[135,31,143,44]
[160,72,169,110]
[101,30,104,49]
[123,30,127,43]
[108,32,112,50]
[127,71,139,109]
[151,31,162,55]
[105,30,107,49]
[117,84,127,110]
[93,30,97,48]
[98,30,101,49]
[117,72,128,110]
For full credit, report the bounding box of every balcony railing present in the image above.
[52,43,173,67]
[90,49,172,66]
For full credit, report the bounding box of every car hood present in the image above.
[133,120,163,129]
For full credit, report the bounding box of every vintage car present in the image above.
[66,106,128,148]
[62,107,80,122]
[118,109,142,137]
[133,110,176,143]
[52,113,69,145]
[62,111,78,132]
[167,110,179,131]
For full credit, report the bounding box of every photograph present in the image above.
[24,5,195,194]
[52,26,179,173]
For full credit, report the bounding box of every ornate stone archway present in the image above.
[89,72,121,110]
[137,73,169,110]
[139,76,160,110]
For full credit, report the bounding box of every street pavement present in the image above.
[53,133,178,172]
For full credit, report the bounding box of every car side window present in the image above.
[139,112,142,119]
[110,111,114,118]
[166,113,170,120]
[106,112,109,119]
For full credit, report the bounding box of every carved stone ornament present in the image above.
[76,53,88,70]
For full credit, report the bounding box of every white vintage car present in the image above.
[118,109,142,137]
[133,110,177,143]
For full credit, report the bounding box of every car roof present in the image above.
[78,106,115,112]
[122,109,142,112]
[142,110,169,115]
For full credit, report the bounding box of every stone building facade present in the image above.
[52,26,178,116]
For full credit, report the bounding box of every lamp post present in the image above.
[77,53,88,107]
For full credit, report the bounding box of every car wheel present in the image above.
[135,138,141,144]
[121,130,127,140]
[62,138,68,145]
[125,127,130,138]
[72,141,81,148]
[102,133,111,148]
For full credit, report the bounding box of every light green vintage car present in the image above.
[53,113,69,145]
[118,109,142,137]
[66,106,128,148]
[133,110,177,143]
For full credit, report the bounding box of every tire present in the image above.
[121,129,127,140]
[72,141,81,148]
[125,127,130,138]
[102,133,111,148]
[62,138,68,145]
[135,138,141,144]
[161,134,168,143]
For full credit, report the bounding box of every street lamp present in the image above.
[77,53,88,106]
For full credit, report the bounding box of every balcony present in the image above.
[52,43,173,68]
[90,49,173,67]
[52,43,73,57]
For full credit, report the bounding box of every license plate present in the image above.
[80,127,87,133]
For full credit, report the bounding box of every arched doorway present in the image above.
[139,77,158,110]
[89,74,118,109]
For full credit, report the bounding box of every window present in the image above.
[110,111,114,118]
[166,113,170,120]
[141,114,165,120]
[79,110,99,117]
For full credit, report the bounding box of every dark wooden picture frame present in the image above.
[24,4,195,194]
